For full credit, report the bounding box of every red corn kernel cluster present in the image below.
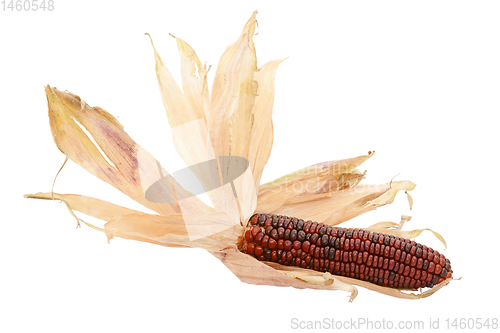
[244,213,453,289]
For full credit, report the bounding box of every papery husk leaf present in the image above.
[333,275,454,300]
[248,59,284,189]
[104,212,241,249]
[366,221,448,249]
[257,152,373,212]
[24,192,144,221]
[257,180,414,225]
[209,11,259,221]
[406,191,414,210]
[148,35,239,222]
[173,34,209,122]
[209,11,258,161]
[215,249,453,301]
[45,86,210,216]
[211,247,358,301]
[322,180,416,225]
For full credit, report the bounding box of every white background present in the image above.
[1,1,499,332]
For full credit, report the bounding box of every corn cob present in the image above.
[243,213,453,289]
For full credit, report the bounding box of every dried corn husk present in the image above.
[26,11,455,301]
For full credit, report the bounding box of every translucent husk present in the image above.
[26,11,455,301]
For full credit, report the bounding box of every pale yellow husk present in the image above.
[26,11,455,301]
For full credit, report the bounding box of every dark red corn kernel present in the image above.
[301,241,310,252]
[254,245,264,256]
[414,269,421,280]
[245,214,453,289]
[346,229,353,239]
[328,248,336,260]
[383,245,390,257]
[272,217,279,228]
[245,230,254,243]
[334,238,341,249]
[404,254,412,266]
[310,233,319,244]
[270,229,279,240]
[353,229,359,239]
[265,226,273,235]
[439,257,446,267]
[405,243,412,253]
[284,229,291,240]
[422,249,428,260]
[277,227,285,239]
[309,244,316,256]
[400,251,406,263]
[268,238,277,249]
[321,234,329,246]
[262,235,270,248]
[377,256,384,268]
[428,261,435,273]
[297,220,304,230]
[247,243,256,255]
[299,250,306,260]
[433,254,440,265]
[254,232,264,245]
